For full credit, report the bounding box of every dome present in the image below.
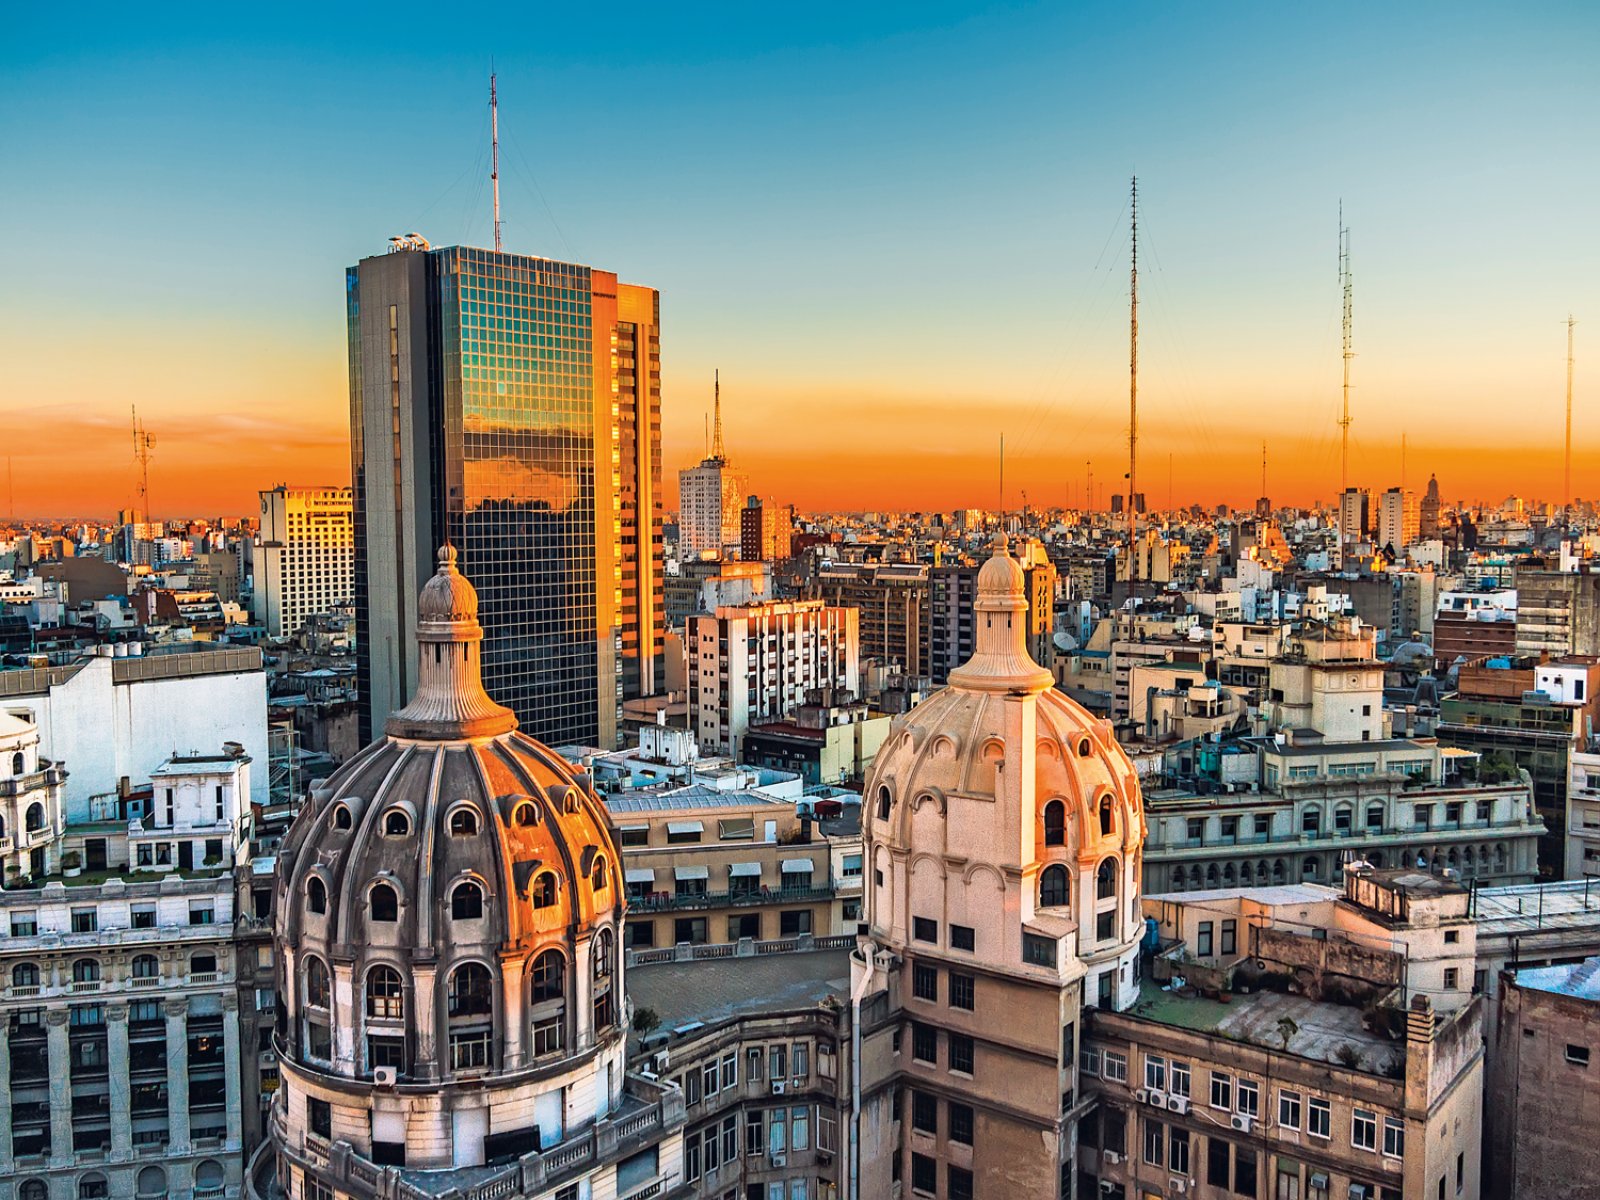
[862,537,1147,1001]
[272,548,628,1170]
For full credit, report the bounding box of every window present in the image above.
[1099,795,1114,837]
[1187,817,1204,841]
[332,805,352,830]
[383,809,410,836]
[308,877,327,914]
[531,950,564,1003]
[1567,1043,1591,1066]
[1044,800,1066,845]
[71,908,97,933]
[913,963,937,1002]
[1368,804,1384,830]
[305,957,331,1008]
[1210,1071,1233,1110]
[1236,1148,1258,1196]
[1169,1128,1190,1176]
[447,963,493,1018]
[949,1033,975,1074]
[951,924,975,951]
[1040,864,1070,907]
[189,905,214,925]
[1414,804,1433,831]
[1096,857,1117,899]
[591,856,608,892]
[1444,929,1460,944]
[72,958,100,984]
[876,786,891,821]
[911,1153,937,1196]
[1302,809,1321,834]
[1279,1089,1302,1130]
[1102,1050,1127,1083]
[1444,967,1459,990]
[1477,800,1492,822]
[912,1090,937,1133]
[13,961,41,987]
[1446,802,1462,824]
[950,972,975,1011]
[912,1023,937,1064]
[1170,1059,1191,1097]
[780,910,812,935]
[1308,1096,1331,1138]
[369,883,398,922]
[449,809,478,836]
[513,802,539,828]
[1023,932,1056,966]
[367,966,403,1019]
[1221,815,1238,840]
[666,823,702,845]
[1221,919,1237,955]
[913,917,937,943]
[1236,1077,1259,1117]
[1144,1054,1167,1091]
[533,872,557,908]
[1198,921,1214,957]
[1383,1116,1405,1157]
[1207,1137,1230,1188]
[309,1096,332,1138]
[451,881,484,920]
[1352,1107,1377,1151]
[949,1101,973,1145]
[1144,1117,1165,1167]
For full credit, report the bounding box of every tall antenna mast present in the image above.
[1262,441,1268,501]
[1566,315,1577,521]
[131,406,155,519]
[999,434,1005,529]
[490,72,502,253]
[711,369,725,461]
[1401,431,1407,492]
[1128,175,1140,603]
[1339,203,1354,499]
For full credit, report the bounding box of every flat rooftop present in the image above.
[629,949,851,1034]
[1474,879,1600,939]
[606,785,791,814]
[1125,978,1399,1073]
[1144,883,1336,906]
[1514,956,1600,1001]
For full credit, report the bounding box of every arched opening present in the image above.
[1043,800,1066,847]
[72,958,100,984]
[383,809,410,836]
[451,881,484,920]
[530,949,566,1058]
[370,883,399,922]
[194,1161,224,1194]
[131,954,159,980]
[533,872,557,908]
[876,786,891,821]
[1078,737,1094,758]
[591,856,608,892]
[1367,804,1384,831]
[446,962,494,1073]
[305,957,330,1008]
[1302,856,1319,879]
[78,1174,109,1200]
[1222,863,1237,886]
[303,956,332,1061]
[25,803,44,833]
[1188,865,1202,889]
[513,802,539,828]
[307,876,327,915]
[20,1182,46,1200]
[592,928,616,1029]
[1099,795,1114,838]
[366,965,404,1019]
[1272,859,1286,883]
[1301,809,1321,835]
[135,1167,167,1199]
[1096,858,1118,900]
[449,809,479,837]
[13,962,39,988]
[331,805,352,831]
[11,751,24,775]
[1039,865,1069,907]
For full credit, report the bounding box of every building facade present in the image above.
[253,486,354,640]
[740,497,792,564]
[348,239,664,749]
[807,562,928,677]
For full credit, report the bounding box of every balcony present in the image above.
[628,884,835,914]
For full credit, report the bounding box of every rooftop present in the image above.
[629,948,850,1034]
[605,785,792,815]
[1514,955,1600,1002]
[1474,879,1600,939]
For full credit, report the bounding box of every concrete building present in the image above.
[1568,749,1600,879]
[252,486,353,640]
[1340,487,1371,542]
[0,645,269,815]
[1420,475,1442,539]
[688,599,859,756]
[1485,956,1600,1200]
[664,558,772,631]
[741,692,892,787]
[739,496,791,563]
[1433,591,1517,673]
[807,561,929,677]
[679,381,747,560]
[250,546,686,1200]
[1377,486,1419,554]
[0,710,68,882]
[348,240,664,749]
[1514,564,1600,659]
[928,541,1055,684]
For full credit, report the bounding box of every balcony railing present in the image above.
[628,884,835,914]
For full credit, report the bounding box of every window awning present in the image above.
[729,862,762,878]
[781,858,815,874]
[674,865,709,881]
[624,868,656,884]
[667,821,704,835]
[618,823,649,833]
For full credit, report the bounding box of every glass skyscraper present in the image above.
[348,240,663,748]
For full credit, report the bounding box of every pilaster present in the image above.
[165,997,192,1154]
[46,1008,72,1168]
[106,1003,132,1159]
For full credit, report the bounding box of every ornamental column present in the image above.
[165,997,192,1155]
[0,1014,13,1176]
[412,956,439,1082]
[46,1008,73,1168]
[106,1002,132,1159]
[221,992,244,1151]
[499,951,526,1069]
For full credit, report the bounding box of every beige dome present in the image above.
[416,543,479,622]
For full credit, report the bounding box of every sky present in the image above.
[3,1,1599,518]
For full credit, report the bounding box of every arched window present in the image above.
[331,805,352,830]
[592,928,616,1028]
[0,813,6,837]
[1077,737,1094,758]
[1272,859,1286,882]
[11,751,24,775]
[370,883,398,922]
[876,787,891,821]
[136,1166,167,1198]
[307,876,327,914]
[20,1182,47,1200]
[450,809,479,837]
[78,1175,109,1200]
[1096,859,1118,900]
[1222,863,1237,886]
[1367,803,1384,831]
[1302,856,1319,878]
[72,958,100,983]
[1099,795,1114,838]
[513,802,539,828]
[593,928,614,980]
[383,809,410,836]
[447,963,493,1018]
[1302,809,1321,834]
[591,856,608,892]
[25,802,44,832]
[131,954,159,979]
[533,872,557,908]
[451,881,484,920]
[1043,800,1066,847]
[531,950,565,1003]
[12,962,39,988]
[193,1161,224,1193]
[1039,865,1069,907]
[367,965,403,1020]
[305,957,331,1008]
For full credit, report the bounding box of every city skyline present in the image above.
[3,2,1598,517]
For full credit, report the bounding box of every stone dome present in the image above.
[273,548,628,1170]
[863,536,1147,1000]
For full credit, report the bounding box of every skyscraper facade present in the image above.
[677,378,746,559]
[252,485,353,638]
[348,239,663,748]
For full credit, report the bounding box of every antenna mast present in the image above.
[711,370,725,461]
[131,406,155,519]
[1262,441,1268,501]
[1128,175,1140,604]
[490,72,502,253]
[1566,315,1577,522]
[1339,204,1354,499]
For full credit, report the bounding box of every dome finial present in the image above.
[437,543,458,572]
[948,533,1052,693]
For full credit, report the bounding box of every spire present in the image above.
[947,534,1053,694]
[385,546,518,740]
[711,369,726,462]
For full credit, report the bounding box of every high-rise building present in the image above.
[1420,473,1443,538]
[347,240,663,748]
[807,561,929,677]
[1340,487,1371,542]
[677,380,747,560]
[928,541,1055,683]
[252,485,353,638]
[739,495,791,562]
[1378,486,1419,552]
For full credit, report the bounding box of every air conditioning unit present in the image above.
[1100,1183,1119,1195]
[771,1152,787,1167]
[1169,1181,1188,1196]
[771,1080,787,1095]
[1230,1113,1254,1133]
[1167,1095,1191,1115]
[1144,1089,1167,1107]
[1103,1150,1121,1165]
[373,1066,397,1087]
[1134,1089,1151,1105]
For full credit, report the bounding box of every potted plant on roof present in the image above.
[61,850,83,878]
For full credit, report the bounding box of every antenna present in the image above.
[1262,441,1268,501]
[1401,431,1407,493]
[490,72,502,253]
[131,406,155,519]
[1339,203,1354,502]
[999,434,1005,528]
[711,370,726,461]
[1566,315,1577,521]
[1085,460,1093,514]
[1128,175,1140,602]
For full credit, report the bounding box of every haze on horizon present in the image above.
[2,2,1597,520]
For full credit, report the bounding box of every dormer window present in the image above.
[383,810,410,837]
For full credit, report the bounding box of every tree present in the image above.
[632,1007,661,1037]
[1275,1016,1299,1051]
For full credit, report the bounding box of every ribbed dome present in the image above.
[417,543,478,622]
[975,532,1026,597]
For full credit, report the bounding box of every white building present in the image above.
[0,645,269,817]
[252,485,353,639]
[678,459,748,560]
[1567,749,1600,879]
[688,599,860,756]
[1378,486,1420,553]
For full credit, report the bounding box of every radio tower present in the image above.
[1338,205,1354,498]
[1566,315,1577,523]
[711,370,726,462]
[490,72,502,252]
[131,406,155,519]
[1127,175,1140,607]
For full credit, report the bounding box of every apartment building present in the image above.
[252,485,353,640]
